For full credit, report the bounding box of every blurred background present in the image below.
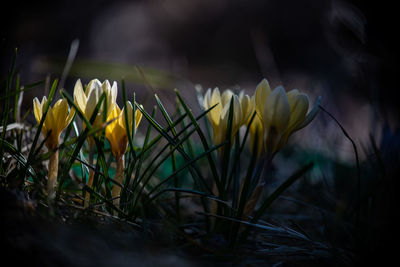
[2,0,399,180]
[2,0,399,145]
[2,0,399,196]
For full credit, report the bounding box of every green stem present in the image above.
[84,140,95,208]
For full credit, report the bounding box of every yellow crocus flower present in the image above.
[203,88,252,145]
[105,101,143,159]
[33,96,75,150]
[105,101,142,207]
[252,78,319,157]
[73,78,117,131]
[33,96,75,199]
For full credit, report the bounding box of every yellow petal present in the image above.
[43,106,59,149]
[124,101,134,131]
[106,104,121,130]
[135,105,143,131]
[73,79,87,113]
[105,104,130,158]
[105,106,119,141]
[45,106,55,131]
[119,106,127,130]
[264,86,290,133]
[203,89,216,127]
[249,114,264,156]
[65,105,75,128]
[221,89,234,107]
[233,94,242,130]
[209,88,222,127]
[220,98,230,127]
[57,98,74,130]
[240,93,252,124]
[33,97,42,123]
[40,96,48,128]
[255,79,271,117]
[52,99,68,132]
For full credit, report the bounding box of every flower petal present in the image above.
[124,101,134,131]
[221,89,234,107]
[264,86,290,133]
[135,107,143,131]
[52,99,68,131]
[85,85,101,119]
[44,105,55,136]
[209,88,222,127]
[255,79,271,118]
[203,88,211,110]
[33,97,42,123]
[107,81,118,116]
[86,79,101,97]
[233,94,242,129]
[73,79,87,113]
[240,93,252,124]
[293,96,321,131]
[287,91,309,132]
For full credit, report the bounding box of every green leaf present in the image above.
[135,103,211,193]
[0,138,36,178]
[175,89,221,193]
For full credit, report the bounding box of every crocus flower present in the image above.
[73,79,117,132]
[252,78,320,157]
[105,101,143,159]
[105,101,142,207]
[33,96,75,199]
[203,88,252,145]
[33,96,75,150]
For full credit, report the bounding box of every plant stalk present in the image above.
[84,140,95,208]
[48,149,59,201]
[112,154,125,208]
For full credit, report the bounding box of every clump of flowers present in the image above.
[203,87,252,145]
[251,78,320,158]
[202,78,320,231]
[73,78,117,207]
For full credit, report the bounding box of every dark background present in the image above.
[1,0,399,162]
[2,0,399,117]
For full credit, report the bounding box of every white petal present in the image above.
[73,79,87,112]
[85,86,101,119]
[203,88,212,110]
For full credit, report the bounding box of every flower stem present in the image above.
[84,140,95,208]
[112,154,125,209]
[47,149,59,201]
